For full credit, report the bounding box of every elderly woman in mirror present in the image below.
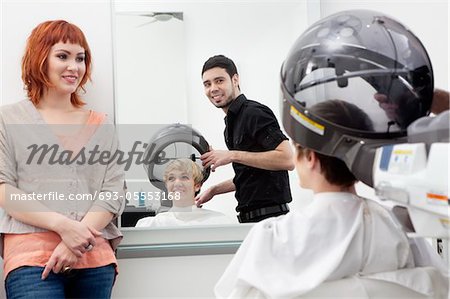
[136,159,234,227]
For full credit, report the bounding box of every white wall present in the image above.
[113,254,233,298]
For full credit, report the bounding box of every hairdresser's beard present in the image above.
[212,94,234,109]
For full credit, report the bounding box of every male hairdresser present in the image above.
[196,55,294,223]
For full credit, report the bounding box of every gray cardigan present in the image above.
[0,100,125,256]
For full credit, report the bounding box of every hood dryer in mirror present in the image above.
[143,124,211,200]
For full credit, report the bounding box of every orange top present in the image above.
[3,233,117,278]
[3,111,117,278]
[56,110,106,153]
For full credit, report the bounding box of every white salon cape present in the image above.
[215,192,448,298]
[135,205,235,227]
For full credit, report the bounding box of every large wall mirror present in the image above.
[112,1,313,252]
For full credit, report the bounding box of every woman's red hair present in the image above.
[21,20,92,107]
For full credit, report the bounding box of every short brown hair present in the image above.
[296,100,374,187]
[295,144,357,187]
[21,20,92,107]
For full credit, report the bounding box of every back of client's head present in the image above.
[296,100,374,188]
[163,158,204,186]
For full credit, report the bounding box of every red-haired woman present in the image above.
[0,20,125,298]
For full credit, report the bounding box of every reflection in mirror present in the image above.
[135,158,235,228]
[113,1,311,231]
[115,123,235,228]
[114,11,187,124]
[113,11,205,228]
[296,68,395,132]
[145,141,201,210]
[142,123,211,209]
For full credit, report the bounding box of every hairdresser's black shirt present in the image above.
[224,94,292,213]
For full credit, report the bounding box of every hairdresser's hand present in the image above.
[431,88,450,114]
[374,93,398,120]
[201,146,233,172]
[41,241,78,280]
[54,218,101,257]
[195,187,215,207]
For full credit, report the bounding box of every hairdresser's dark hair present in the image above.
[201,55,238,79]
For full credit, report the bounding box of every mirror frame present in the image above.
[116,224,252,258]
